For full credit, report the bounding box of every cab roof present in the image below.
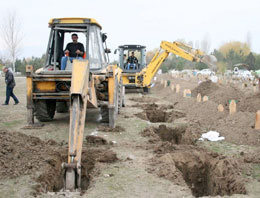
[48,17,102,29]
[119,44,146,49]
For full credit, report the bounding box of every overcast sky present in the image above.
[0,0,259,61]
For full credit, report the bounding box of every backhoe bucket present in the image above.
[201,55,217,71]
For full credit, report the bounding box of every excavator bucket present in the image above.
[201,55,217,71]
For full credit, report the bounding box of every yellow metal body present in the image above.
[48,17,102,29]
[136,41,204,87]
[68,60,89,164]
[26,17,123,191]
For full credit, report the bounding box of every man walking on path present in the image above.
[2,66,19,105]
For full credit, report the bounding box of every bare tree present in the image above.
[1,10,23,72]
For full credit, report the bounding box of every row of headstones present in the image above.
[161,79,257,93]
[159,79,260,130]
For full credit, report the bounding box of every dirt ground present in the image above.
[0,76,260,198]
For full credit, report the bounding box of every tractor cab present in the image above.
[45,18,109,72]
[115,45,146,73]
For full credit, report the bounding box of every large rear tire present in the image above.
[35,100,56,122]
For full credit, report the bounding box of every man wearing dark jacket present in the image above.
[2,67,19,105]
[61,33,85,70]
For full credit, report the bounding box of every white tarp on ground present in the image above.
[199,131,225,142]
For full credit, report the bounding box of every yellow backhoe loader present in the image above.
[26,18,124,191]
[115,41,216,92]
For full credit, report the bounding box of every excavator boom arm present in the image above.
[136,41,204,87]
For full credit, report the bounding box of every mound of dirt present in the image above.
[239,92,260,112]
[86,135,108,145]
[191,80,219,97]
[0,130,62,180]
[192,81,244,109]
[97,125,125,132]
[0,130,118,194]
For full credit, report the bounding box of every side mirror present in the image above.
[114,49,118,54]
[102,33,107,43]
[105,48,111,53]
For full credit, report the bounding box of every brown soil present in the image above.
[239,92,260,112]
[141,124,194,145]
[135,106,185,123]
[191,80,219,97]
[97,125,125,132]
[131,103,174,110]
[0,130,118,195]
[142,125,247,197]
[192,80,244,109]
[129,96,159,103]
[86,135,108,145]
[149,146,246,197]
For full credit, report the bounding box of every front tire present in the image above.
[35,100,56,122]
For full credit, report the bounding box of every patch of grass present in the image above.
[1,119,24,128]
[251,164,260,180]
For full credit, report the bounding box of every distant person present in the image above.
[61,33,85,70]
[127,51,138,70]
[2,66,19,105]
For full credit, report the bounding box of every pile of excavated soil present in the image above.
[0,130,118,194]
[191,80,219,97]
[192,81,244,109]
[215,112,260,146]
[86,135,108,145]
[135,106,185,123]
[0,130,62,180]
[239,92,260,113]
[97,125,125,132]
[142,125,247,197]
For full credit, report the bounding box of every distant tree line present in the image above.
[0,54,46,75]
[1,41,259,75]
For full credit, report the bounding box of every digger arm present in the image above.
[63,60,89,191]
[136,41,203,87]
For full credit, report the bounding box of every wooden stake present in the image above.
[164,80,167,88]
[171,84,174,91]
[197,93,201,102]
[176,84,180,93]
[255,110,260,130]
[253,86,257,93]
[229,100,236,114]
[202,96,209,102]
[218,104,224,112]
[183,89,187,97]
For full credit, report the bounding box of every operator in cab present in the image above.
[127,51,138,70]
[61,33,85,70]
